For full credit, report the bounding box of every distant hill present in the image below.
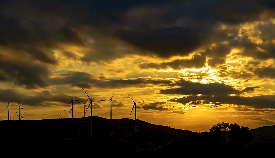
[250,125,275,137]
[1,117,275,157]
[0,116,199,156]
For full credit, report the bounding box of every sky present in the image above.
[1,0,275,132]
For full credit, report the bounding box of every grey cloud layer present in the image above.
[160,80,239,95]
[1,0,275,88]
[170,94,275,109]
[161,79,275,109]
[47,71,173,88]
[139,54,206,70]
[0,89,85,106]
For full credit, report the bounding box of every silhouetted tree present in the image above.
[209,122,253,146]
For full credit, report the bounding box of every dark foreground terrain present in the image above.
[0,116,274,157]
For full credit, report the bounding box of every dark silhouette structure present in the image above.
[109,92,114,123]
[128,94,137,132]
[209,122,253,145]
[0,117,273,157]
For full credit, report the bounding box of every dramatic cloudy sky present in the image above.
[1,0,275,132]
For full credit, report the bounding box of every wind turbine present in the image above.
[15,103,24,120]
[15,112,26,120]
[67,94,81,118]
[20,112,27,120]
[84,102,90,117]
[109,92,114,123]
[82,88,106,137]
[7,102,10,120]
[94,92,115,122]
[128,94,144,132]
[4,102,13,120]
[68,94,80,119]
[69,94,74,118]
[83,98,89,117]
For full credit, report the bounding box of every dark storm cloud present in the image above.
[160,79,239,95]
[1,0,275,90]
[216,63,255,80]
[203,43,233,67]
[0,9,85,89]
[0,52,49,89]
[213,21,275,64]
[93,103,100,109]
[170,94,275,109]
[115,26,204,58]
[254,67,275,78]
[139,54,206,70]
[160,79,275,109]
[47,71,173,88]
[112,100,124,107]
[142,102,168,111]
[0,89,85,106]
[1,0,275,64]
[62,51,77,59]
[172,110,186,114]
[243,117,275,124]
[242,86,261,92]
[0,14,84,64]
[72,83,91,89]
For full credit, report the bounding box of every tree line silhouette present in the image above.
[209,122,253,146]
[156,122,254,158]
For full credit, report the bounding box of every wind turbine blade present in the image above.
[110,92,115,100]
[68,94,73,100]
[128,94,135,103]
[130,105,135,115]
[82,88,91,100]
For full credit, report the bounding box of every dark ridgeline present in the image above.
[0,118,274,157]
[0,116,196,156]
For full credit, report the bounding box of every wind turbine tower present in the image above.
[5,102,14,120]
[8,102,9,120]
[82,88,94,137]
[15,103,24,120]
[82,88,106,137]
[128,94,144,132]
[68,94,80,118]
[109,92,114,123]
[128,94,137,132]
[69,94,74,118]
[18,103,21,120]
[83,98,89,117]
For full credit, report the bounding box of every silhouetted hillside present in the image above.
[0,116,197,156]
[0,117,274,157]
